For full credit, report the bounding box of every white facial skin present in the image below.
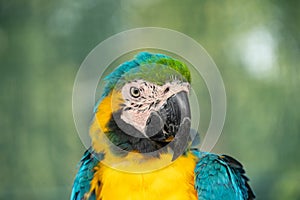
[120,80,190,137]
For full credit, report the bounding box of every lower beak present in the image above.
[145,91,191,160]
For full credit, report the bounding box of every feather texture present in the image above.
[192,149,255,200]
[71,149,103,200]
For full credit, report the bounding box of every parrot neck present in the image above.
[88,152,198,200]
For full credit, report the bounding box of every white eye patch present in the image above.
[120,80,190,136]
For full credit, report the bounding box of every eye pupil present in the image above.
[130,87,140,98]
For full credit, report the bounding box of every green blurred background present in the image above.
[1,0,299,199]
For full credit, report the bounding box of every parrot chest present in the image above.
[91,154,198,200]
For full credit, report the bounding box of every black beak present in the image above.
[145,91,191,160]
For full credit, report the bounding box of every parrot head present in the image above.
[91,52,192,162]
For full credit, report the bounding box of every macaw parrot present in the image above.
[71,52,255,200]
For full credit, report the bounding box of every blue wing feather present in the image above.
[71,149,103,200]
[192,149,255,200]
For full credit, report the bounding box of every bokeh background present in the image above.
[1,0,299,199]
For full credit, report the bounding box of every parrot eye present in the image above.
[130,87,140,98]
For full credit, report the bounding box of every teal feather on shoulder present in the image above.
[192,149,255,200]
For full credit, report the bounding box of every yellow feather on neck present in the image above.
[90,153,198,200]
[90,91,122,154]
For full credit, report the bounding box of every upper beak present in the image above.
[145,91,191,160]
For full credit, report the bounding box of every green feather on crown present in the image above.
[102,52,191,98]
